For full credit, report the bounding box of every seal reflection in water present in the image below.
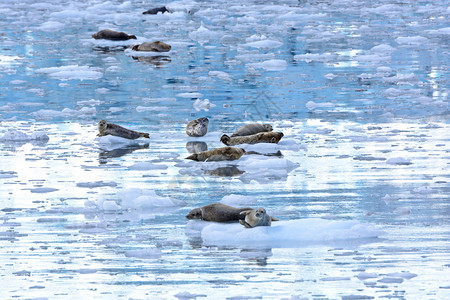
[231,123,273,137]
[186,117,209,137]
[185,146,245,161]
[221,132,283,146]
[186,203,253,222]
[239,208,278,228]
[97,120,150,140]
[92,29,137,41]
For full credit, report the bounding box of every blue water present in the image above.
[1,0,449,299]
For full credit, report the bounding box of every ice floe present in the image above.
[35,65,103,81]
[187,218,385,248]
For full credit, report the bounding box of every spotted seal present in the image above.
[239,208,278,228]
[92,29,137,41]
[231,123,273,137]
[97,120,149,140]
[220,132,283,146]
[132,41,171,52]
[186,203,253,222]
[186,117,209,137]
[185,146,245,162]
[142,6,170,15]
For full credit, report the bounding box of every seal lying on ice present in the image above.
[131,41,171,52]
[220,132,283,146]
[231,123,273,137]
[186,203,252,222]
[239,207,278,228]
[186,117,209,137]
[92,29,137,41]
[185,147,245,162]
[97,120,149,140]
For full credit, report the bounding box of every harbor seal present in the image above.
[97,120,149,140]
[186,203,253,222]
[220,132,283,146]
[132,41,171,52]
[185,146,245,162]
[142,6,170,15]
[231,123,273,137]
[92,29,137,41]
[186,117,209,137]
[239,208,278,228]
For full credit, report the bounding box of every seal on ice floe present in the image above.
[185,146,245,162]
[220,132,283,146]
[186,203,252,222]
[186,117,209,137]
[142,6,170,15]
[97,120,149,140]
[239,207,278,228]
[132,41,171,52]
[231,123,273,137]
[92,29,137,41]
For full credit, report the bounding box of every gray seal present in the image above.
[220,132,283,146]
[186,203,253,222]
[92,29,137,41]
[97,120,149,140]
[239,208,278,228]
[142,6,170,15]
[185,146,245,162]
[186,117,209,137]
[231,123,273,137]
[132,41,171,52]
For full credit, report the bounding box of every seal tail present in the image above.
[220,134,231,146]
[186,154,198,161]
[271,217,279,222]
[140,133,150,138]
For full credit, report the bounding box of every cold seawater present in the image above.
[0,0,449,299]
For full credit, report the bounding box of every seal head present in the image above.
[239,207,278,228]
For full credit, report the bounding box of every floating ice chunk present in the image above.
[220,194,257,207]
[393,207,411,215]
[189,22,220,43]
[197,218,385,248]
[76,99,103,106]
[324,73,337,80]
[193,98,215,112]
[31,107,96,120]
[250,59,287,71]
[383,73,417,85]
[128,162,168,171]
[294,53,337,63]
[306,101,335,110]
[386,157,412,165]
[124,248,162,259]
[117,188,185,210]
[35,65,103,81]
[166,1,200,15]
[96,135,149,151]
[176,92,203,99]
[320,277,351,281]
[174,291,207,299]
[371,44,396,54]
[426,27,450,35]
[244,39,283,49]
[37,20,64,32]
[386,271,417,279]
[356,272,378,280]
[0,130,49,142]
[30,187,59,193]
[378,277,404,283]
[411,186,433,195]
[209,70,232,81]
[396,36,429,45]
[76,181,118,188]
[381,194,399,204]
[102,200,120,211]
[136,106,169,112]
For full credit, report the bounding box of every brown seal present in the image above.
[186,203,253,222]
[231,123,273,137]
[186,117,209,137]
[132,41,171,52]
[185,146,245,162]
[92,29,137,41]
[97,120,149,140]
[220,132,283,146]
[239,208,278,228]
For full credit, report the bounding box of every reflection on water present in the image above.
[186,141,208,153]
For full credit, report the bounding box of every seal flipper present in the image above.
[139,132,150,139]
[186,153,198,161]
[270,216,279,221]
